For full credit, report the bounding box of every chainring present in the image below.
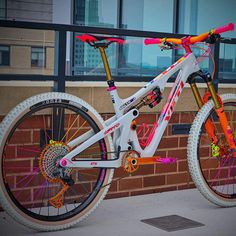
[122,150,140,173]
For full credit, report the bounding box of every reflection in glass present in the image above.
[219,43,236,80]
[74,0,118,28]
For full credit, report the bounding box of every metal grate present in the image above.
[141,215,204,232]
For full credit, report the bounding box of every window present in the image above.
[73,0,174,77]
[121,0,174,76]
[0,45,10,66]
[0,0,6,19]
[178,0,236,38]
[74,0,118,28]
[31,47,45,68]
[178,0,236,80]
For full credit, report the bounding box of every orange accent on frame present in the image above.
[215,107,236,151]
[127,156,161,166]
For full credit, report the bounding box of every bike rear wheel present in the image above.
[188,93,236,207]
[0,92,114,231]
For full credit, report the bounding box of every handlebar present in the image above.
[144,23,235,46]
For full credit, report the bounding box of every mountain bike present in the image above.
[0,23,235,231]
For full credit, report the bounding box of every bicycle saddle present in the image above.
[76,34,125,46]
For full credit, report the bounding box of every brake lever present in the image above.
[159,42,177,51]
[205,34,221,44]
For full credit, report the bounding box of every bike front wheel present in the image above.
[188,93,236,207]
[0,92,114,231]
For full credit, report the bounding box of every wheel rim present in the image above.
[198,102,236,199]
[1,102,108,221]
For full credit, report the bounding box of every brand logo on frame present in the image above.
[104,123,121,135]
[119,97,136,110]
[90,162,98,166]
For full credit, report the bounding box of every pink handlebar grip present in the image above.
[214,22,234,34]
[144,38,162,45]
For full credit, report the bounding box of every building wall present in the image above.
[6,0,53,23]
[0,28,54,74]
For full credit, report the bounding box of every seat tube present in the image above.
[99,47,113,81]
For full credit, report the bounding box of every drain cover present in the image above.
[141,214,204,232]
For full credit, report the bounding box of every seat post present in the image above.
[98,46,113,81]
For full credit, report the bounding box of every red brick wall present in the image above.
[103,112,195,199]
[0,111,199,208]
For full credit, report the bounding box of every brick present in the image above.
[136,113,157,125]
[105,192,129,199]
[179,136,188,147]
[73,183,92,195]
[163,125,172,137]
[200,134,211,146]
[154,150,167,157]
[156,186,177,193]
[143,175,165,187]
[65,114,80,128]
[4,175,15,188]
[155,162,177,174]
[4,160,31,174]
[199,147,210,157]
[33,186,49,202]
[167,173,188,185]
[201,158,219,170]
[158,137,178,149]
[16,172,44,188]
[77,169,101,182]
[169,113,180,124]
[17,145,41,158]
[108,181,117,192]
[177,184,195,190]
[11,131,31,144]
[167,148,187,160]
[4,145,16,158]
[132,164,155,176]
[12,189,31,203]
[178,160,188,172]
[18,115,46,129]
[32,130,40,144]
[180,112,195,123]
[114,167,127,178]
[131,189,156,196]
[209,168,229,180]
[119,178,142,191]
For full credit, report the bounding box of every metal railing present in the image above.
[0,20,235,93]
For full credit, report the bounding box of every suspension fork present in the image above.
[189,71,236,151]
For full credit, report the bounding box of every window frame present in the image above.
[31,46,46,68]
[0,44,10,66]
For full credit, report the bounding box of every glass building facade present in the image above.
[73,0,236,80]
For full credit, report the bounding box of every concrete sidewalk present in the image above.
[0,189,236,236]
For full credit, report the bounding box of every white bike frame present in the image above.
[59,52,200,169]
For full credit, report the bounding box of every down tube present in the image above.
[141,69,190,157]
